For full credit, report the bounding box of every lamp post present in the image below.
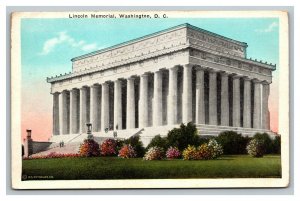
[26,129,32,139]
[86,123,93,139]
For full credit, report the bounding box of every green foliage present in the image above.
[115,139,125,152]
[272,135,281,154]
[216,131,250,154]
[146,135,168,151]
[124,135,145,157]
[198,137,211,146]
[167,122,199,151]
[253,133,273,154]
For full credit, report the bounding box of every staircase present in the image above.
[30,142,82,157]
[195,124,276,137]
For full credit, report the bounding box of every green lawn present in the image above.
[22,155,281,180]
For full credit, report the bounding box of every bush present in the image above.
[167,122,199,151]
[147,135,168,151]
[216,131,250,154]
[124,135,145,157]
[143,146,164,160]
[272,135,281,154]
[198,137,211,146]
[166,147,181,159]
[182,145,200,160]
[100,139,118,156]
[246,139,265,157]
[79,139,100,157]
[198,143,214,160]
[208,139,223,159]
[116,139,125,152]
[253,133,273,154]
[118,144,136,158]
[182,140,223,160]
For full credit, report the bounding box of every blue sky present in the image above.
[20,17,280,140]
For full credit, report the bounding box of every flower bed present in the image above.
[23,152,81,160]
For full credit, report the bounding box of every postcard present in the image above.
[11,10,289,189]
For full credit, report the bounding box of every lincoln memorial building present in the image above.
[47,23,276,144]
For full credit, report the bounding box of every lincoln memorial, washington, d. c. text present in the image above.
[47,23,276,144]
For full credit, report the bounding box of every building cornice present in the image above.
[70,23,247,62]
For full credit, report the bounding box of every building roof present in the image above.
[71,23,248,62]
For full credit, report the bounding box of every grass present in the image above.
[22,155,281,180]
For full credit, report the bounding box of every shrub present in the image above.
[216,131,250,154]
[182,141,223,160]
[166,147,181,159]
[79,139,100,157]
[167,122,199,151]
[118,144,136,158]
[116,139,125,152]
[246,139,265,157]
[198,137,211,146]
[182,145,200,160]
[147,135,168,151]
[272,135,281,154]
[143,146,164,160]
[198,143,214,160]
[208,139,223,159]
[124,135,145,157]
[253,133,273,154]
[100,138,118,156]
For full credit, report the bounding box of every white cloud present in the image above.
[39,31,100,55]
[255,22,278,33]
[82,43,98,51]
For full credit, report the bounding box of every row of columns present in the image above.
[53,64,270,135]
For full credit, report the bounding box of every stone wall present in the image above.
[24,139,53,157]
[31,141,53,154]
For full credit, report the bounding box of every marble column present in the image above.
[59,90,68,134]
[153,71,163,126]
[139,74,149,128]
[53,93,60,135]
[262,82,270,130]
[101,83,109,132]
[79,87,88,133]
[243,77,252,128]
[253,80,262,129]
[220,72,229,126]
[195,67,205,124]
[70,89,79,134]
[114,80,122,130]
[168,66,178,125]
[90,85,99,132]
[232,75,241,127]
[209,70,217,125]
[126,77,135,129]
[182,64,193,123]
